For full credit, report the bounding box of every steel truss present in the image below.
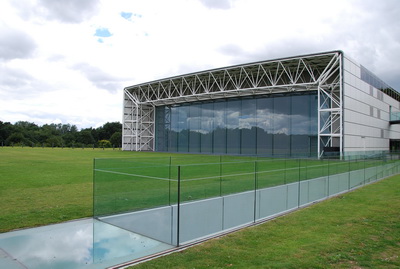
[123,51,343,156]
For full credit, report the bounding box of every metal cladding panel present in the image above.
[343,55,361,77]
[342,53,400,153]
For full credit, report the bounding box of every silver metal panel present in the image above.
[349,170,365,188]
[258,185,288,219]
[328,173,348,196]
[365,166,378,183]
[287,183,300,210]
[308,177,328,202]
[179,197,223,244]
[299,180,310,206]
[223,191,255,230]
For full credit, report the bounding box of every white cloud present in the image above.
[198,0,236,9]
[0,0,400,128]
[0,24,37,60]
[11,0,100,23]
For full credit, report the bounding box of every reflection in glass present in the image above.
[226,99,241,154]
[273,95,291,156]
[256,97,273,155]
[0,219,172,269]
[156,92,318,157]
[200,102,214,153]
[241,98,256,155]
[189,104,201,152]
[213,101,227,154]
[178,106,189,152]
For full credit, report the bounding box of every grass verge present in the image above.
[0,147,162,232]
[131,175,400,268]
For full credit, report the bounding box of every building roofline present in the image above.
[125,50,343,90]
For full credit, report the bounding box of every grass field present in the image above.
[0,147,167,232]
[130,174,400,268]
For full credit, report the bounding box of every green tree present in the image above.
[98,139,112,148]
[14,121,39,144]
[97,122,122,140]
[46,136,65,147]
[5,133,32,146]
[110,131,122,147]
[0,121,14,142]
[77,130,95,146]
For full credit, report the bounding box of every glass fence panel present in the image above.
[365,157,377,183]
[179,163,224,244]
[94,162,172,216]
[93,157,177,254]
[179,163,221,203]
[221,161,255,196]
[349,158,365,188]
[93,152,400,250]
[284,159,301,184]
[376,159,385,181]
[327,159,350,196]
[256,159,286,189]
[303,159,329,180]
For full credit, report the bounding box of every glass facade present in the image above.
[156,92,318,157]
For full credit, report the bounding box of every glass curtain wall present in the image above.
[156,92,318,157]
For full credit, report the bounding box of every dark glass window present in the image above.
[155,91,318,157]
[200,102,213,153]
[291,94,311,156]
[213,101,227,154]
[177,106,189,152]
[273,95,291,156]
[168,107,178,152]
[226,99,241,154]
[256,97,273,156]
[189,104,201,153]
[241,98,257,155]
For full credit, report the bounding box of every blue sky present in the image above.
[0,0,400,129]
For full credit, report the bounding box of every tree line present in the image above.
[0,121,122,148]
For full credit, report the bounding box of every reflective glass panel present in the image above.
[213,101,227,154]
[189,104,201,153]
[273,95,291,156]
[241,98,257,155]
[200,102,214,153]
[226,99,241,154]
[155,92,318,157]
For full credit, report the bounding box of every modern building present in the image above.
[122,50,400,157]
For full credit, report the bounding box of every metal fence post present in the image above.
[177,165,181,247]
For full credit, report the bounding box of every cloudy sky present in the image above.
[1,0,399,129]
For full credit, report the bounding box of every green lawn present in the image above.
[130,174,400,268]
[0,147,165,232]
